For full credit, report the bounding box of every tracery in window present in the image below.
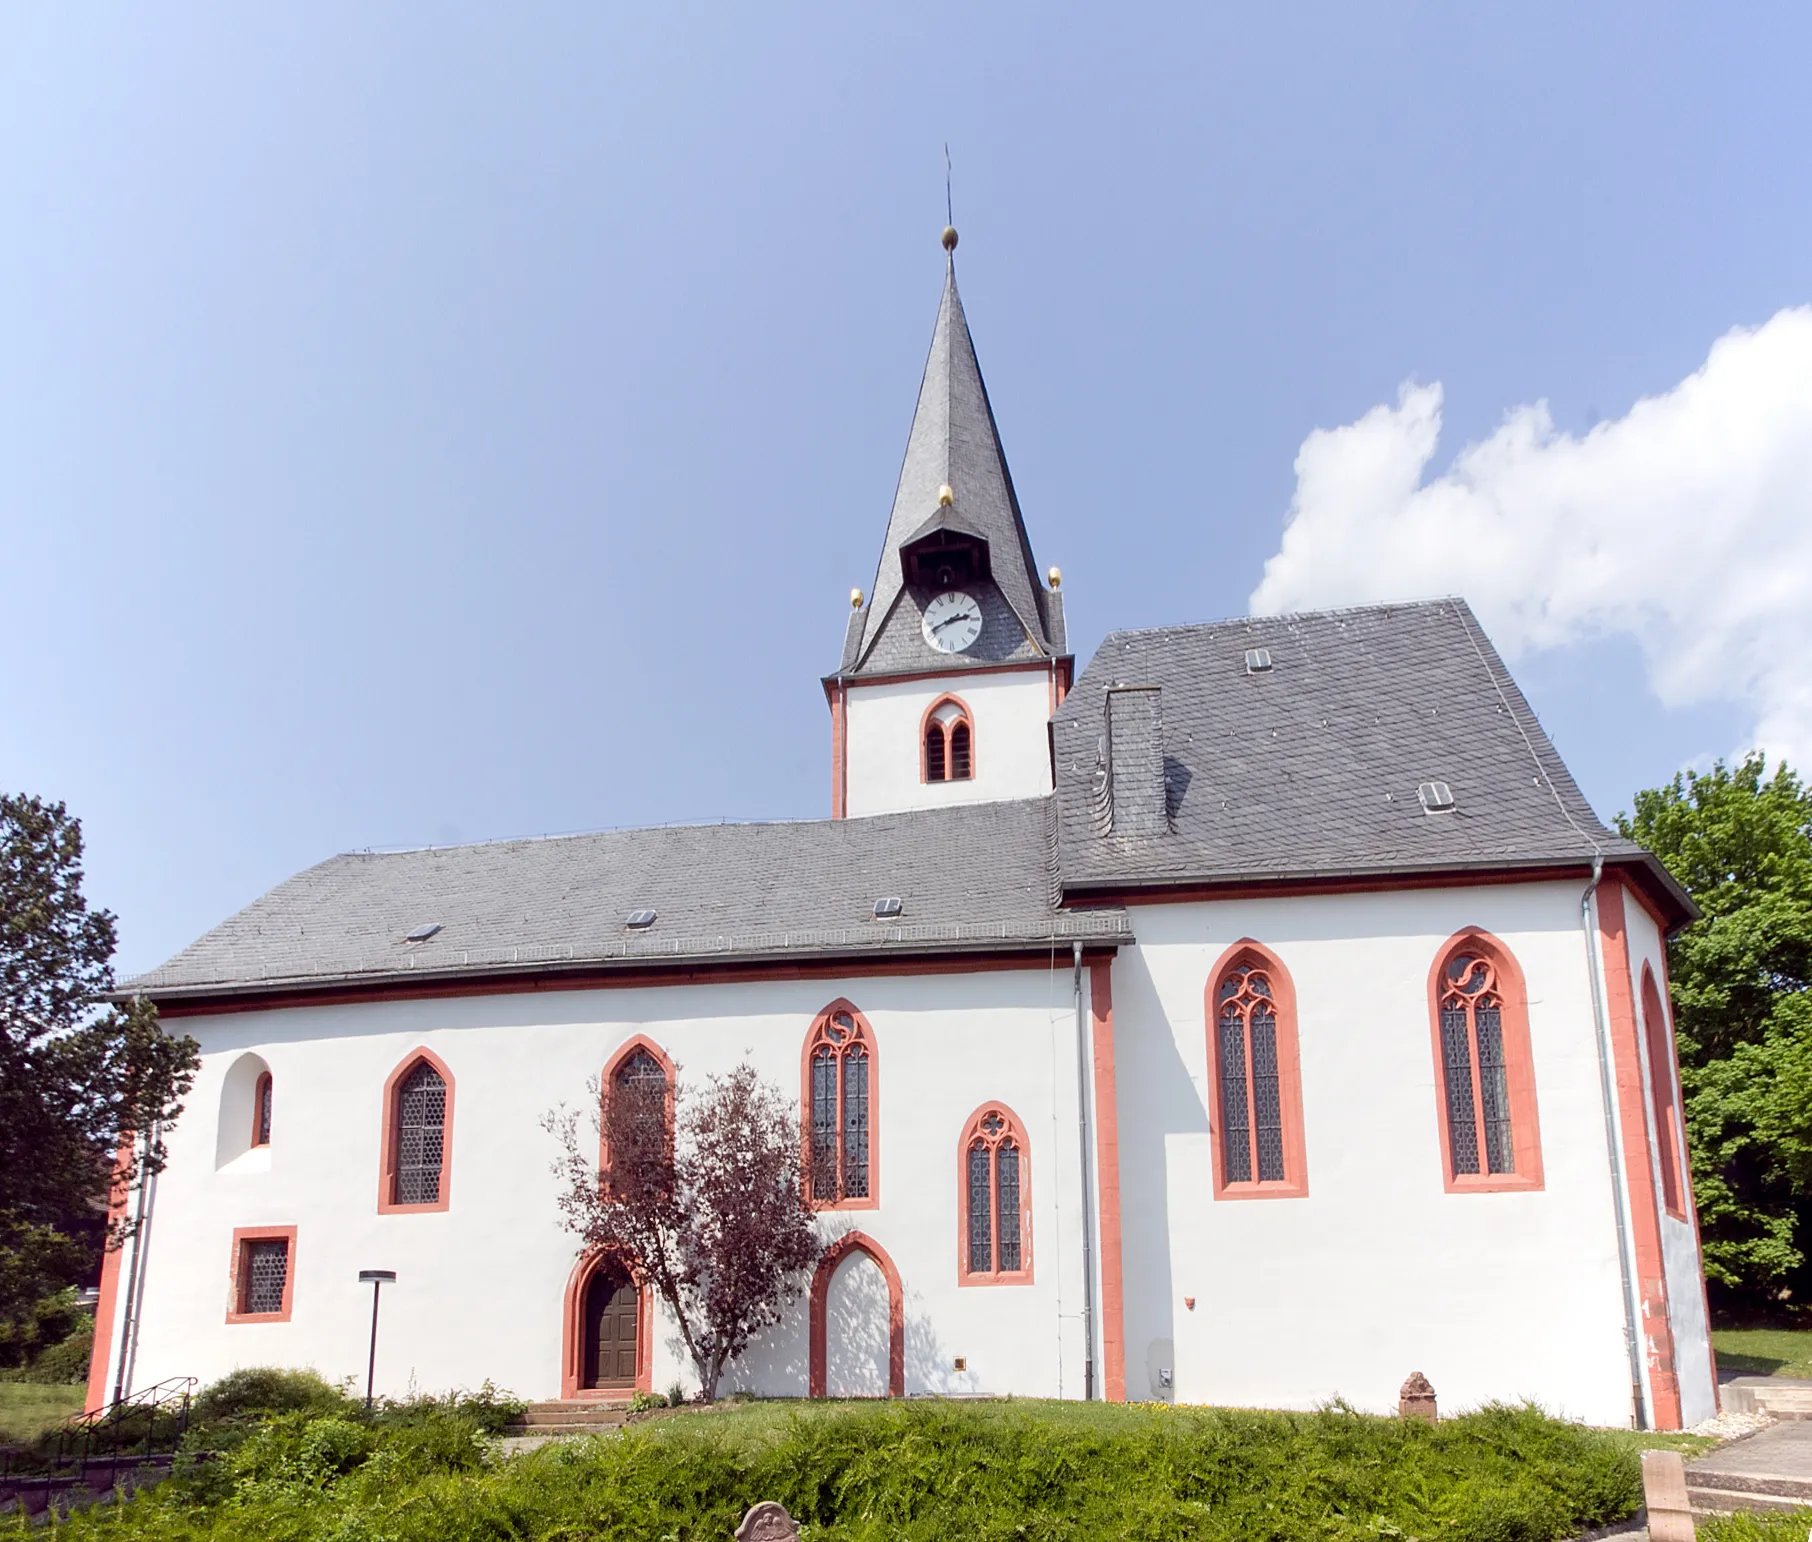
[601,1038,675,1195]
[1206,943,1308,1198]
[922,696,974,783]
[803,1002,877,1207]
[1427,931,1543,1192]
[960,1103,1031,1282]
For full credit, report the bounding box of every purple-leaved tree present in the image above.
[546,1060,820,1402]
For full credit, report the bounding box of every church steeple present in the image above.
[839,230,1064,677]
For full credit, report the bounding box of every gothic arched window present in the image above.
[1642,964,1687,1217]
[601,1038,675,1193]
[1429,932,1543,1192]
[1206,943,1308,1199]
[803,1001,877,1208]
[380,1049,455,1212]
[922,696,975,783]
[960,1103,1032,1282]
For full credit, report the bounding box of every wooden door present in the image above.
[583,1266,639,1389]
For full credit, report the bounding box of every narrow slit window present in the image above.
[253,1071,273,1148]
[926,722,947,781]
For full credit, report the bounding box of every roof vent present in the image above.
[1418,781,1455,812]
[873,897,903,919]
[1244,648,1272,673]
[403,923,441,943]
[625,909,657,929]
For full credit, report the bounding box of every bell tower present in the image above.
[824,228,1071,819]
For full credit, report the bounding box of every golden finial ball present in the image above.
[850,587,864,610]
[1048,566,1062,590]
[937,484,954,506]
[941,225,958,252]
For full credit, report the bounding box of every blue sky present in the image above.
[4,4,1809,977]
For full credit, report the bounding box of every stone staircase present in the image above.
[1720,1376,1812,1421]
[503,1399,632,1438]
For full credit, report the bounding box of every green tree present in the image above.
[1619,754,1812,1310]
[0,794,199,1363]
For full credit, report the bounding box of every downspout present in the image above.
[1583,857,1649,1429]
[1073,942,1098,1401]
[110,1116,159,1404]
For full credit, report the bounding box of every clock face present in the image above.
[921,590,983,653]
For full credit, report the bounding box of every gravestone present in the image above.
[735,1501,801,1542]
[1398,1372,1437,1423]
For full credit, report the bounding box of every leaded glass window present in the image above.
[394,1061,447,1205]
[1439,951,1515,1177]
[1216,961,1287,1185]
[961,1106,1030,1279]
[805,1007,873,1205]
[242,1238,288,1314]
[254,1073,272,1147]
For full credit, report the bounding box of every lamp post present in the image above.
[357,1270,396,1409]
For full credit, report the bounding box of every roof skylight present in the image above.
[626,909,657,929]
[873,897,904,919]
[1418,781,1455,812]
[1244,648,1273,673]
[403,923,442,943]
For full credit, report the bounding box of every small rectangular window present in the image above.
[228,1228,296,1321]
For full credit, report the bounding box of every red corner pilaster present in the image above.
[1089,959,1127,1402]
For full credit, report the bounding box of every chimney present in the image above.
[1105,685,1167,837]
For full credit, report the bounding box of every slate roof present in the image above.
[845,251,1064,677]
[126,799,1129,1001]
[1051,597,1693,917]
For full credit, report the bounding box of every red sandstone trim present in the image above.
[225,1225,298,1324]
[84,1140,134,1413]
[559,1250,653,1398]
[377,1047,456,1215]
[152,948,1121,1019]
[1641,965,1687,1219]
[919,693,977,784]
[1599,879,1683,1429]
[830,682,848,820]
[1204,940,1309,1200]
[1657,940,1720,1399]
[808,1230,904,1397]
[1425,928,1544,1194]
[1089,959,1126,1402]
[955,1102,1034,1286]
[800,1000,880,1211]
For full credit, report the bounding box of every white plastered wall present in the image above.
[1618,889,1718,1427]
[843,669,1054,817]
[105,966,1092,1405]
[1109,880,1687,1427]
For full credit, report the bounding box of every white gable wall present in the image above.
[1108,879,1714,1428]
[843,668,1054,817]
[104,967,1092,1405]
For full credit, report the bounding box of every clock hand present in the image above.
[932,611,978,632]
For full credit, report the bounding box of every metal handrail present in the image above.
[53,1376,196,1474]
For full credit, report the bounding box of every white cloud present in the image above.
[1250,307,1812,769]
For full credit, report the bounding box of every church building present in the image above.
[90,229,1715,1429]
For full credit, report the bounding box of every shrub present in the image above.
[30,1316,94,1383]
[192,1366,355,1423]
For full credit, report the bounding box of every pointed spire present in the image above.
[848,232,1058,674]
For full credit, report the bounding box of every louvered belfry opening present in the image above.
[963,1105,1027,1277]
[1438,950,1514,1177]
[1217,960,1286,1184]
[394,1060,448,1205]
[241,1238,288,1314]
[924,699,973,783]
[807,1007,871,1203]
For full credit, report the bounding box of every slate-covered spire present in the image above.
[844,231,1062,675]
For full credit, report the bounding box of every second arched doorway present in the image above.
[561,1253,650,1398]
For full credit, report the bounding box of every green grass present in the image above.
[36,1397,1652,1541]
[0,1381,85,1443]
[1702,1510,1812,1541]
[1714,1325,1812,1378]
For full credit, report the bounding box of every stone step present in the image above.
[1689,1483,1812,1515]
[1688,1468,1812,1503]
[509,1402,630,1431]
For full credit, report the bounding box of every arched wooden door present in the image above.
[581,1263,640,1390]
